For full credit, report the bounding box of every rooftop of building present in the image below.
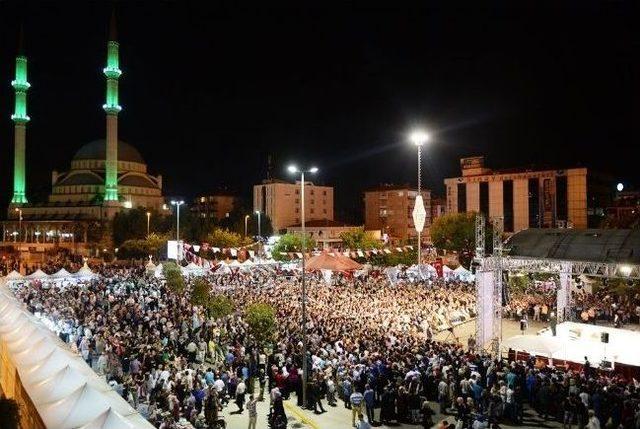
[446,156,586,179]
[287,219,356,228]
[364,183,433,193]
[506,228,640,264]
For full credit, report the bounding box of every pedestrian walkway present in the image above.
[221,391,563,429]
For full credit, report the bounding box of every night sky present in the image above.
[0,2,636,223]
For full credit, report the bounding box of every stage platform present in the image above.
[536,321,640,368]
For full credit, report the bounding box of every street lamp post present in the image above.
[244,214,250,238]
[146,211,151,237]
[409,130,430,272]
[287,164,318,408]
[171,200,184,262]
[255,210,262,263]
[14,208,22,242]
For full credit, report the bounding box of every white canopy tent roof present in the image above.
[182,262,206,276]
[154,263,164,278]
[453,265,474,280]
[74,263,97,280]
[213,263,232,275]
[26,268,49,280]
[5,270,23,281]
[0,281,154,429]
[51,268,73,279]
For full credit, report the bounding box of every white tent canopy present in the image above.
[0,280,154,429]
[453,265,474,280]
[74,263,97,279]
[213,263,232,275]
[5,270,23,281]
[51,268,73,279]
[154,263,164,278]
[182,262,206,276]
[26,268,49,280]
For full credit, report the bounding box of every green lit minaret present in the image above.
[103,10,122,202]
[11,27,30,205]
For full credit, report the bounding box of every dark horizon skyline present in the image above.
[0,1,636,223]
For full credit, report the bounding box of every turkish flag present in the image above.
[432,258,443,278]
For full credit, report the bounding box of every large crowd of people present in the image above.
[5,259,640,429]
[505,279,640,329]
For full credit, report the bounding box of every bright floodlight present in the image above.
[255,210,260,214]
[617,183,624,192]
[409,129,430,146]
[620,265,632,276]
[171,200,184,205]
[287,165,298,173]
[309,167,319,173]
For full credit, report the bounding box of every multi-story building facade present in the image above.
[431,196,447,223]
[286,219,359,250]
[363,185,431,244]
[444,156,588,232]
[253,179,334,232]
[191,193,237,220]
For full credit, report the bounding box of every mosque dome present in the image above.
[73,139,145,164]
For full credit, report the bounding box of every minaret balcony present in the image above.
[103,67,122,79]
[102,104,122,114]
[11,114,30,124]
[11,80,31,91]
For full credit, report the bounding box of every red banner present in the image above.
[432,258,443,278]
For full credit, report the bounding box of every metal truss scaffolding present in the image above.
[475,249,640,352]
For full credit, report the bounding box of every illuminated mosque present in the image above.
[3,14,165,246]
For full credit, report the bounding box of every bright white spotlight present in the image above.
[309,167,319,173]
[617,183,624,192]
[287,165,298,173]
[620,265,632,276]
[409,129,430,146]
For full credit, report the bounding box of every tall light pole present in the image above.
[14,208,22,242]
[244,214,250,238]
[255,210,262,238]
[255,210,262,263]
[146,211,151,237]
[171,200,184,262]
[287,164,318,408]
[409,130,430,271]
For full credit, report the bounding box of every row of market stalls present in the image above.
[147,259,279,278]
[385,263,474,283]
[0,280,154,429]
[4,262,98,284]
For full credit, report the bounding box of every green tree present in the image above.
[0,398,20,429]
[245,302,276,345]
[113,207,172,246]
[384,249,418,266]
[206,228,248,248]
[163,262,185,294]
[191,277,211,307]
[146,233,169,259]
[339,227,382,250]
[118,239,149,259]
[208,294,235,320]
[430,212,493,266]
[271,233,317,261]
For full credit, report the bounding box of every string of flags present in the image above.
[179,241,423,267]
